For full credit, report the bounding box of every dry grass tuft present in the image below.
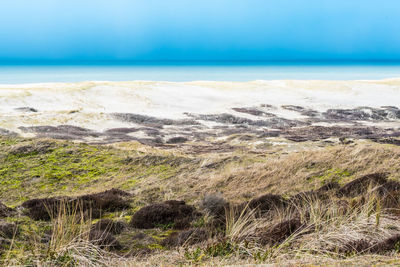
[3,201,123,266]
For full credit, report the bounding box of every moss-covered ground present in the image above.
[0,137,196,205]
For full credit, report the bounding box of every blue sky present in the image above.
[0,0,399,61]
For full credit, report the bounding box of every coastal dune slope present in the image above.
[1,80,400,265]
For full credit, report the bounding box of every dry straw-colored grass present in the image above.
[3,201,122,267]
[132,142,400,205]
[7,190,400,266]
[109,197,400,266]
[2,140,400,266]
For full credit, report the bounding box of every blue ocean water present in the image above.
[1,62,400,83]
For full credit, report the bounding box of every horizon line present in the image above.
[2,59,400,66]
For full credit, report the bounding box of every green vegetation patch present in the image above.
[0,139,124,204]
[0,137,196,205]
[308,168,353,186]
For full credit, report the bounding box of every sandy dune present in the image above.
[0,79,399,145]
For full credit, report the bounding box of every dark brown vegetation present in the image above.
[130,200,198,229]
[0,222,18,239]
[371,234,400,254]
[339,239,372,254]
[91,219,127,235]
[257,218,303,246]
[245,194,287,213]
[201,193,228,220]
[10,104,400,147]
[340,234,400,255]
[0,202,15,218]
[89,229,122,250]
[161,228,209,247]
[21,188,132,220]
[290,181,340,204]
[336,173,388,197]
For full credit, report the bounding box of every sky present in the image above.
[0,0,400,62]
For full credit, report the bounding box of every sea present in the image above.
[1,61,400,83]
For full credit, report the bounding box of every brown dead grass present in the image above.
[132,141,400,205]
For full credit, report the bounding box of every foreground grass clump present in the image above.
[2,201,119,266]
[4,192,400,266]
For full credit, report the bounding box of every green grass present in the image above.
[0,137,195,205]
[0,140,125,204]
[308,168,353,186]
